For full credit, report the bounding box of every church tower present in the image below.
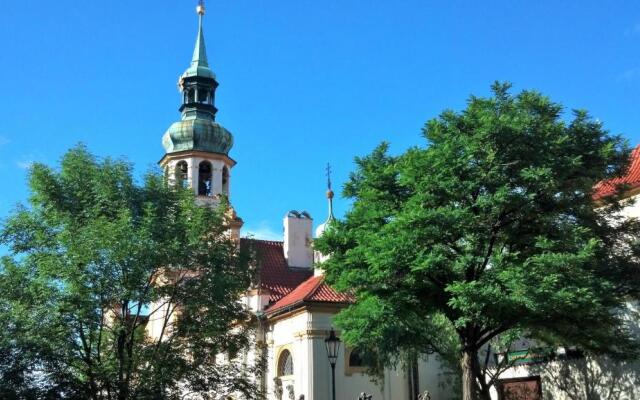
[160,2,235,208]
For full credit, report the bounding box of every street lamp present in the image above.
[324,328,341,400]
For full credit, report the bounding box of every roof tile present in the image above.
[265,275,354,315]
[241,239,313,304]
[594,145,640,200]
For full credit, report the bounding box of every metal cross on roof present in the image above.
[326,163,333,191]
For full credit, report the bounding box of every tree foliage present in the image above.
[315,83,640,400]
[0,145,258,400]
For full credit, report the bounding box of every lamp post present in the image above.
[324,328,341,400]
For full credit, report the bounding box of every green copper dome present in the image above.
[162,118,233,155]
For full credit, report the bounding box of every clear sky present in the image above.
[0,1,639,245]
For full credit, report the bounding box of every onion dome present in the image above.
[162,119,233,155]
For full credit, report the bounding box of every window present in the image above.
[348,348,366,367]
[198,88,208,103]
[222,166,229,195]
[175,161,188,188]
[198,161,212,196]
[186,88,195,104]
[277,350,293,376]
[345,348,374,375]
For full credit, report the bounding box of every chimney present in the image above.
[283,210,313,269]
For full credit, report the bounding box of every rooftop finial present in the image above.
[325,163,335,220]
[189,0,209,68]
[197,0,206,16]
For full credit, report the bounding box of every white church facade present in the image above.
[145,4,640,400]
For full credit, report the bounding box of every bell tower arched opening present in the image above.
[198,161,213,196]
[175,161,189,188]
[222,166,229,196]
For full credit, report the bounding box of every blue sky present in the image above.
[0,1,639,245]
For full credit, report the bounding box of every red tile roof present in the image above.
[241,239,313,304]
[265,275,354,315]
[593,145,640,200]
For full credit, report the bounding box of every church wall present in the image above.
[265,309,457,400]
[488,356,640,400]
[417,354,458,400]
[267,310,311,400]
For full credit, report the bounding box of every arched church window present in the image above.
[175,161,188,188]
[198,161,213,196]
[222,166,229,195]
[277,349,293,376]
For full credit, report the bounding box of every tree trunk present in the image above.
[461,348,478,400]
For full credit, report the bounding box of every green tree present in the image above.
[315,83,640,400]
[0,145,259,400]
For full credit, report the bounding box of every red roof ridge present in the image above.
[302,275,327,301]
[265,275,354,315]
[266,275,324,313]
[593,144,640,200]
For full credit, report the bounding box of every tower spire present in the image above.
[325,163,335,221]
[192,0,209,68]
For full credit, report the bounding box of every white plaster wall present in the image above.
[619,194,640,219]
[145,297,177,341]
[264,310,455,400]
[244,292,272,314]
[489,357,640,400]
[283,215,314,269]
[266,311,311,400]
[417,354,458,400]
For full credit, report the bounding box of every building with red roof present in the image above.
[142,6,476,399]
[593,144,640,201]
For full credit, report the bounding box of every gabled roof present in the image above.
[593,145,640,200]
[241,239,313,304]
[265,275,354,315]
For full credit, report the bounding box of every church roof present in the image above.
[593,145,640,200]
[162,119,233,155]
[242,239,313,304]
[265,275,354,315]
[240,238,353,314]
